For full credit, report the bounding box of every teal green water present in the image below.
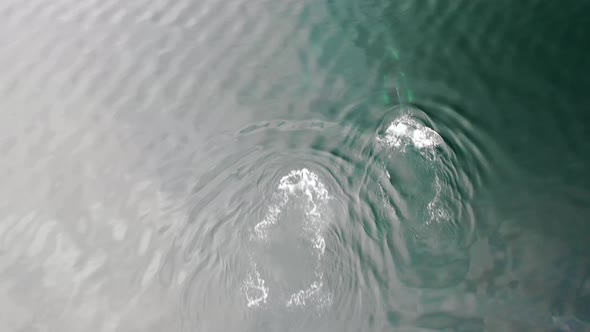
[0,0,588,331]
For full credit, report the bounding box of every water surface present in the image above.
[0,0,589,331]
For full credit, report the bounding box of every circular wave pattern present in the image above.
[245,168,332,309]
[173,119,369,330]
[377,113,451,227]
[172,103,579,331]
[184,104,483,328]
[373,106,475,289]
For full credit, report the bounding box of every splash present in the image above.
[378,114,451,226]
[378,114,444,153]
[254,168,329,249]
[246,168,331,309]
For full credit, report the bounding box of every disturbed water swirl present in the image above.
[176,101,493,332]
[364,105,477,290]
[172,118,371,330]
[245,168,332,308]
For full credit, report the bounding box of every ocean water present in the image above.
[0,0,589,331]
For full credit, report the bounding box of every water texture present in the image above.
[0,0,589,331]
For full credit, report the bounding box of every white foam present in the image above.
[242,263,269,308]
[426,176,452,225]
[286,272,333,309]
[378,115,443,151]
[247,168,331,309]
[378,115,452,226]
[286,277,323,307]
[278,168,329,202]
[253,203,285,240]
[253,168,329,245]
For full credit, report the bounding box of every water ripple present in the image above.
[172,119,366,330]
[3,0,586,330]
